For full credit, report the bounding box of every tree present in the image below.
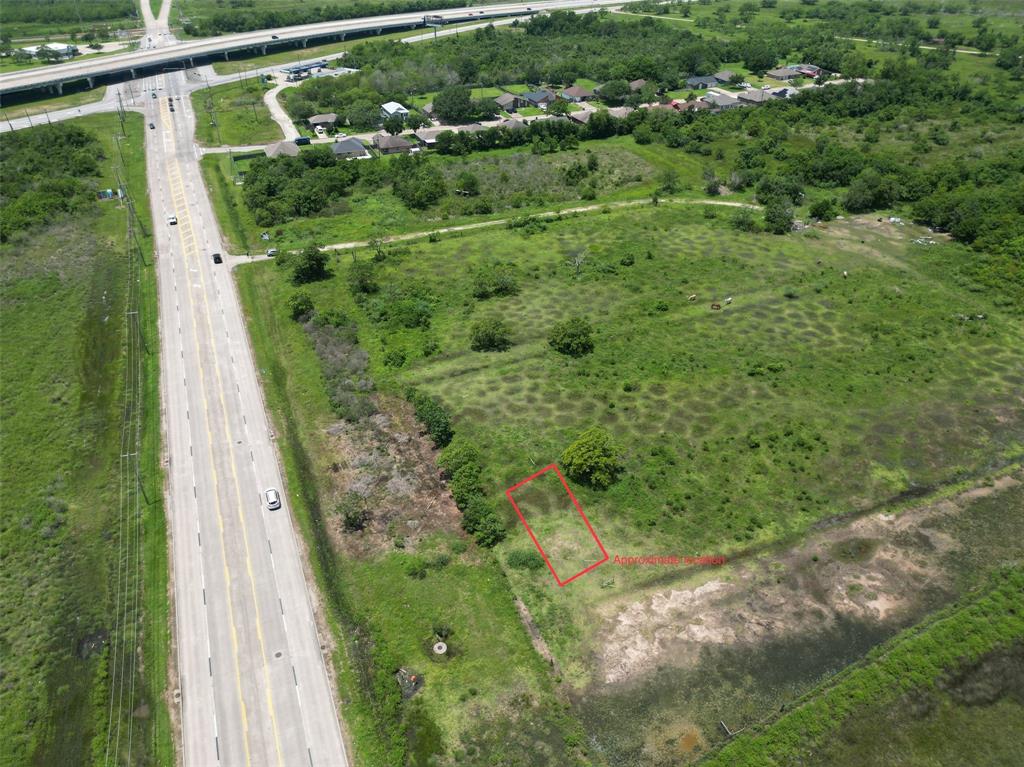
[763,198,794,234]
[288,290,314,321]
[382,114,404,135]
[548,317,594,357]
[560,426,622,489]
[433,85,474,123]
[809,197,837,221]
[347,259,378,294]
[470,318,512,351]
[598,79,630,105]
[456,171,480,196]
[548,100,571,116]
[290,242,329,284]
[407,389,453,447]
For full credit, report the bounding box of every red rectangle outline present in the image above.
[505,464,609,586]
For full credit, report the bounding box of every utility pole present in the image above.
[116,89,126,133]
[23,109,33,128]
[3,111,12,131]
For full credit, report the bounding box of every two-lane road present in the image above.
[147,70,348,766]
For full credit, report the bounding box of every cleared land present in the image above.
[192,77,282,146]
[0,114,170,766]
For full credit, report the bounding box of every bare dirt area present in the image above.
[596,472,1021,686]
[319,395,463,557]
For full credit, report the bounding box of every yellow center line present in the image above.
[164,97,286,767]
[160,97,254,767]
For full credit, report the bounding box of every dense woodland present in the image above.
[0,0,136,26]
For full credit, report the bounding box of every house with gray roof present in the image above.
[331,137,369,159]
[265,141,300,158]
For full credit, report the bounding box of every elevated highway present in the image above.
[0,0,621,99]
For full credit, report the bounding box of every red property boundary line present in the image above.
[505,464,609,587]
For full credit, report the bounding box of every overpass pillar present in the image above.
[301,38,308,48]
[340,33,346,41]
[376,28,382,35]
[224,51,230,61]
[188,56,195,67]
[88,76,95,88]
[52,83,63,95]
[260,45,267,55]
[130,68,137,79]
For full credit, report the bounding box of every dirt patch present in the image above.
[595,473,1020,685]
[320,394,463,557]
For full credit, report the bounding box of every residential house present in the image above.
[494,92,523,112]
[497,118,527,130]
[671,99,711,113]
[522,89,557,109]
[373,133,414,154]
[713,70,736,84]
[422,102,435,117]
[685,75,718,89]
[561,85,594,103]
[569,110,592,125]
[380,101,409,121]
[766,67,800,81]
[413,127,447,147]
[307,113,338,130]
[460,123,487,134]
[737,88,772,105]
[21,42,77,58]
[771,86,800,99]
[265,141,300,158]
[629,78,647,92]
[331,137,370,160]
[606,106,634,119]
[791,63,822,78]
[701,91,742,110]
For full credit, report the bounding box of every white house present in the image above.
[380,101,410,121]
[20,42,78,59]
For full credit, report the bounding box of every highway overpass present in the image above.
[0,0,622,100]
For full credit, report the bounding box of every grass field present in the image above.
[308,202,1024,669]
[0,113,171,766]
[192,78,282,146]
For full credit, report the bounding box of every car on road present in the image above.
[271,34,280,39]
[266,248,278,257]
[149,122,155,129]
[294,136,311,146]
[151,92,156,98]
[212,253,223,264]
[265,488,281,510]
[167,215,177,225]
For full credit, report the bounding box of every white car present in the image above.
[167,215,177,225]
[265,488,281,510]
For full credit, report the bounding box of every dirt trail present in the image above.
[596,472,1021,684]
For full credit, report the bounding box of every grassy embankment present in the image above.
[0,113,171,767]
[0,86,107,118]
[236,260,588,765]
[192,77,283,146]
[705,566,1024,766]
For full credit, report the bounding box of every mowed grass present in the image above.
[192,78,282,146]
[235,263,582,765]
[0,85,106,118]
[0,114,171,765]
[308,204,1024,673]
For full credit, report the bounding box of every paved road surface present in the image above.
[149,67,349,767]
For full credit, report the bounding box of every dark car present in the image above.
[149,122,155,129]
[212,253,223,264]
[294,136,311,146]
[271,34,279,39]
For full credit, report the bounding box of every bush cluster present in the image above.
[548,317,595,357]
[560,426,623,489]
[470,318,512,352]
[406,388,452,448]
[437,437,506,547]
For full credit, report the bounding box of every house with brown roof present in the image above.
[307,113,338,129]
[497,118,527,130]
[372,133,413,154]
[265,141,300,158]
[713,70,736,84]
[629,78,647,92]
[494,92,524,112]
[569,110,592,125]
[767,67,800,81]
[561,85,594,102]
[738,88,772,105]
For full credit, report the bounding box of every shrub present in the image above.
[471,264,519,299]
[290,242,329,284]
[337,493,368,532]
[461,496,505,547]
[288,290,314,321]
[347,259,378,295]
[764,198,794,234]
[438,437,482,478]
[448,463,483,509]
[548,317,595,357]
[560,426,622,489]
[383,349,406,368]
[809,197,837,221]
[406,389,453,447]
[470,318,512,352]
[506,549,546,570]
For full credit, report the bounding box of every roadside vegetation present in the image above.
[0,0,138,39]
[0,115,170,767]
